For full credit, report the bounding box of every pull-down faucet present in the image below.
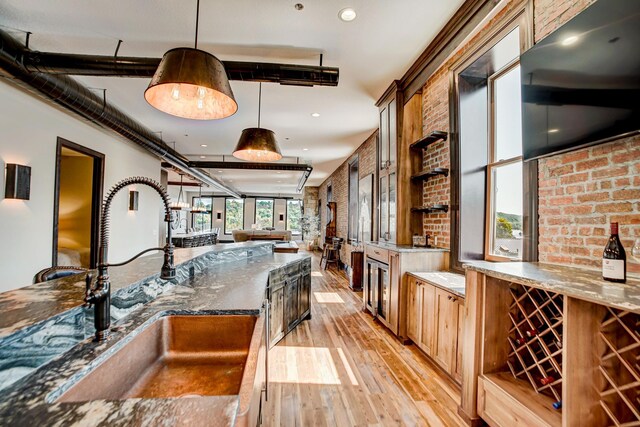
[84,177,176,342]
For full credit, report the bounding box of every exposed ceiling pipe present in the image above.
[188,161,312,172]
[21,51,339,86]
[0,28,240,198]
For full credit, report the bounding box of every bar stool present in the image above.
[321,237,343,270]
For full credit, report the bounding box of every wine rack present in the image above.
[507,283,564,405]
[598,307,640,426]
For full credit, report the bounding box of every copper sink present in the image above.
[57,315,263,402]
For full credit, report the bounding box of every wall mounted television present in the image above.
[520,0,639,161]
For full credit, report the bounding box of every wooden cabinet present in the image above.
[269,286,285,347]
[407,275,464,383]
[268,258,311,348]
[375,82,423,245]
[364,244,448,342]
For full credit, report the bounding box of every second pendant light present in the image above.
[233,83,282,162]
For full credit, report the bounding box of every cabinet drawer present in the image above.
[366,245,389,264]
[284,261,301,278]
[478,375,557,427]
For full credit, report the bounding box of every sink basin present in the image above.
[57,315,262,402]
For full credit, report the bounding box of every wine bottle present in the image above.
[603,222,626,283]
[540,375,555,386]
[552,401,562,410]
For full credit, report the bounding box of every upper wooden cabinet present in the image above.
[376,81,423,245]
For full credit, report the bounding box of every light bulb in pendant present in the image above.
[196,86,206,109]
[171,84,181,100]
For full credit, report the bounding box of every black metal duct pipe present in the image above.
[0,28,239,198]
[23,51,339,86]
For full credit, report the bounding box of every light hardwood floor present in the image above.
[262,250,466,426]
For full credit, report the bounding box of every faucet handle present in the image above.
[83,272,95,308]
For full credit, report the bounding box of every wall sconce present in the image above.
[129,190,139,211]
[216,212,222,220]
[4,163,31,200]
[279,214,284,221]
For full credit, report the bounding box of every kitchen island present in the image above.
[0,241,311,426]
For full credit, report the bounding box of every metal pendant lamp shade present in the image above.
[233,128,282,161]
[233,83,282,162]
[144,48,237,120]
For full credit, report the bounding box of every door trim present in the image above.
[52,137,105,268]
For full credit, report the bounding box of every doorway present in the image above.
[52,138,104,268]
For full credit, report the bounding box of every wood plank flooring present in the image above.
[262,250,466,426]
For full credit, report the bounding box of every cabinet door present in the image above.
[377,264,390,322]
[379,175,388,241]
[387,252,400,334]
[269,286,285,348]
[299,272,311,318]
[379,106,389,169]
[388,172,396,243]
[364,260,377,314]
[407,277,420,342]
[419,283,437,356]
[453,298,464,383]
[433,288,459,373]
[285,278,300,332]
[388,98,397,169]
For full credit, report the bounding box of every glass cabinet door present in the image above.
[379,176,388,240]
[366,261,376,310]
[379,106,389,169]
[388,172,396,243]
[388,99,396,169]
[378,264,390,321]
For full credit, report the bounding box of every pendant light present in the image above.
[170,175,191,211]
[144,0,237,120]
[191,183,206,212]
[233,83,283,162]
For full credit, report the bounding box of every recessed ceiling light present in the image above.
[200,144,208,147]
[277,181,282,183]
[303,148,309,151]
[311,112,320,117]
[561,35,579,46]
[548,128,560,133]
[339,7,357,22]
[276,171,281,174]
[218,170,223,173]
[199,155,206,159]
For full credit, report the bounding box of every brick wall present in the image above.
[318,131,377,269]
[538,136,640,274]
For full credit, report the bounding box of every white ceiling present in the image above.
[0,0,465,193]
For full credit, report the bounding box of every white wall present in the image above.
[274,199,286,231]
[0,80,161,292]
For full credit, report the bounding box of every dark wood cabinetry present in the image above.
[267,257,312,348]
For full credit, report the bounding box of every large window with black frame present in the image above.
[191,196,213,232]
[224,198,244,234]
[286,199,302,234]
[255,199,274,229]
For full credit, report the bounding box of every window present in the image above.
[487,64,523,260]
[191,196,213,232]
[224,198,244,234]
[348,157,359,242]
[286,200,302,233]
[255,199,274,229]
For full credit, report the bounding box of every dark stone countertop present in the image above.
[464,261,640,312]
[0,241,271,339]
[0,244,310,426]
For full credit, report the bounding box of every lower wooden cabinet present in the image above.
[268,258,311,348]
[407,275,464,383]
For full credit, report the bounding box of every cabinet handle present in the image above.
[451,297,458,303]
[447,295,452,300]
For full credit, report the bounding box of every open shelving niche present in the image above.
[410,130,449,217]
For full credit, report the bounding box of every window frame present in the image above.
[285,199,303,234]
[254,198,275,229]
[448,4,536,272]
[224,197,245,235]
[191,196,213,232]
[485,60,524,262]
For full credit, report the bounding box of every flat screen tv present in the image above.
[520,0,640,161]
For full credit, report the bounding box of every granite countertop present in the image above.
[464,261,640,312]
[0,246,309,426]
[407,271,465,298]
[0,241,273,339]
[366,241,450,253]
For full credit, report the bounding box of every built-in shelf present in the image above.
[411,167,449,181]
[410,130,448,151]
[411,204,449,214]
